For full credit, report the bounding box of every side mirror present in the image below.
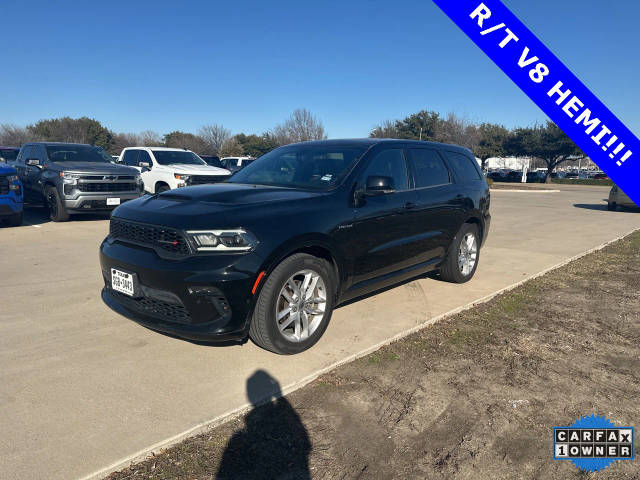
[26,158,40,167]
[365,175,395,195]
[139,161,151,168]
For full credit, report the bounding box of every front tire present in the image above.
[46,186,70,222]
[440,223,480,283]
[249,253,335,354]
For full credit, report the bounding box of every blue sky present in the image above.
[2,0,637,138]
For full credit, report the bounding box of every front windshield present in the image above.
[152,150,206,166]
[45,145,113,163]
[202,156,224,168]
[228,144,367,190]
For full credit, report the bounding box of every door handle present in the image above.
[404,202,417,210]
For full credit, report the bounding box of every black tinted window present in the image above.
[122,150,138,166]
[152,150,205,166]
[228,145,367,191]
[0,149,19,161]
[362,149,408,191]
[138,150,152,165]
[407,149,450,188]
[45,144,112,163]
[19,146,32,163]
[446,151,482,182]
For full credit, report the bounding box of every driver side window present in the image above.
[138,150,152,166]
[362,149,409,191]
[122,150,140,166]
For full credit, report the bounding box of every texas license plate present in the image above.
[107,198,121,206]
[111,268,135,296]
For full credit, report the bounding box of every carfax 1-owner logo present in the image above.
[553,415,635,472]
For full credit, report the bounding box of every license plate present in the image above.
[107,198,121,206]
[111,268,135,296]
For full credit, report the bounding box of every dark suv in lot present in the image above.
[100,139,491,354]
[12,142,143,221]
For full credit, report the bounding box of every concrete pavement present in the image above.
[1,185,638,480]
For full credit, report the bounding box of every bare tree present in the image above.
[139,130,162,146]
[271,108,327,146]
[110,132,141,155]
[0,124,38,146]
[434,113,480,150]
[198,124,231,154]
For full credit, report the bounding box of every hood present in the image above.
[112,183,327,229]
[0,164,17,175]
[161,164,230,175]
[49,162,138,175]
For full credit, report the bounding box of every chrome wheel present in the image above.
[275,269,327,342]
[458,233,478,276]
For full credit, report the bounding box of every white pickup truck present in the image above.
[118,147,230,193]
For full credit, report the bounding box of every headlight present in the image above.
[174,173,190,181]
[8,175,20,191]
[186,229,258,252]
[61,172,80,184]
[135,174,143,184]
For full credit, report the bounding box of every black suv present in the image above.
[100,139,491,354]
[12,142,143,221]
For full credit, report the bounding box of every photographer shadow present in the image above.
[217,370,311,480]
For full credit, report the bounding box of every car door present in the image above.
[350,147,420,286]
[14,146,30,197]
[26,145,47,201]
[405,147,461,265]
[136,150,155,191]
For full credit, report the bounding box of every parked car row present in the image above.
[1,142,256,224]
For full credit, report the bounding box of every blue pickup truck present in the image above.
[0,164,23,226]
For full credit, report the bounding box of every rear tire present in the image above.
[249,253,335,355]
[440,223,480,283]
[607,202,617,211]
[46,186,70,222]
[7,211,22,227]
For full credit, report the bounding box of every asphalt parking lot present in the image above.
[1,184,639,480]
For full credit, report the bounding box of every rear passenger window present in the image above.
[122,150,139,166]
[446,151,482,182]
[407,149,450,188]
[362,149,408,191]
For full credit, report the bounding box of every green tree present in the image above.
[235,133,278,157]
[505,122,582,182]
[163,131,211,154]
[28,117,113,150]
[474,123,510,171]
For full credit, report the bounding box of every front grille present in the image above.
[109,218,191,256]
[111,291,192,324]
[77,183,136,192]
[188,175,229,186]
[0,176,8,195]
[80,175,135,181]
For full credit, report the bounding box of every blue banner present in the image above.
[433,0,639,205]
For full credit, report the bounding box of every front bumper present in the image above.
[99,239,265,342]
[64,192,142,210]
[0,196,23,217]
